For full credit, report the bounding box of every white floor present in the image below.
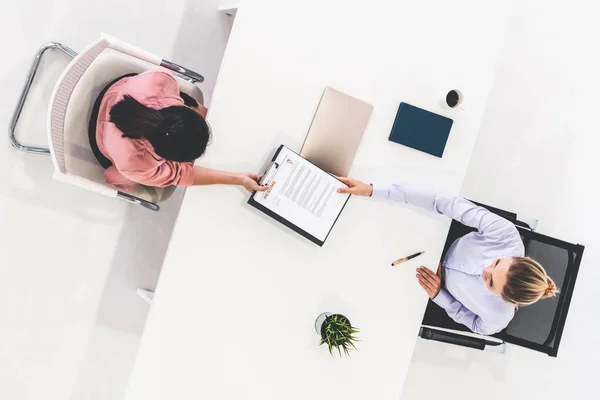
[0,2,232,399]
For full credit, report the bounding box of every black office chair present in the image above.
[419,202,585,357]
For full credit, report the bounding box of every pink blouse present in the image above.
[96,70,195,191]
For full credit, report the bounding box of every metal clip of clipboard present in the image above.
[259,161,280,187]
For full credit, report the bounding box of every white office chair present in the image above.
[9,34,206,211]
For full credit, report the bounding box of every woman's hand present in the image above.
[237,172,268,192]
[416,266,441,299]
[336,177,373,196]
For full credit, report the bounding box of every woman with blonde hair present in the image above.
[337,178,557,335]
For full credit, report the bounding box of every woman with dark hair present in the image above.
[91,69,265,192]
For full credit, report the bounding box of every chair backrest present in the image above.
[421,202,584,357]
[47,37,115,196]
[46,35,204,201]
[500,229,583,356]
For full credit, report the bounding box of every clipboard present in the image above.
[248,145,351,247]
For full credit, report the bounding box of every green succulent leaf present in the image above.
[319,314,360,357]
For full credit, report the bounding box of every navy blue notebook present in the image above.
[389,103,453,158]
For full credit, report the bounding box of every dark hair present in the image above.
[109,95,210,162]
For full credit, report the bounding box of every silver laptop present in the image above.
[300,87,373,177]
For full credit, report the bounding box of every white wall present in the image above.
[0,1,231,399]
[401,1,599,399]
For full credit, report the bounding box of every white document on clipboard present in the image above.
[249,145,350,246]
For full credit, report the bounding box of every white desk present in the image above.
[126,1,511,399]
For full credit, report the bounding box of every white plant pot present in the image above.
[314,312,332,335]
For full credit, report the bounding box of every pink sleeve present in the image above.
[123,159,195,187]
[105,166,137,192]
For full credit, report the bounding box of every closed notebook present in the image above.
[389,102,453,158]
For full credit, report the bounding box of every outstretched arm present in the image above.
[338,177,518,241]
[193,166,267,192]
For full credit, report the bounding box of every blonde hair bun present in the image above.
[503,257,559,306]
[542,277,559,299]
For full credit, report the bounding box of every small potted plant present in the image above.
[315,312,359,357]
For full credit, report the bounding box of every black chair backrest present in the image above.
[421,202,584,357]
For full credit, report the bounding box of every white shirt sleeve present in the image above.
[372,182,520,242]
[433,289,509,335]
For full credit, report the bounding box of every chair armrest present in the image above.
[160,60,205,84]
[420,327,486,350]
[101,33,204,84]
[101,33,162,65]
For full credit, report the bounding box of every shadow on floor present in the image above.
[68,187,186,400]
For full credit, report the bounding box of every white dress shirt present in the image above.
[372,182,524,335]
